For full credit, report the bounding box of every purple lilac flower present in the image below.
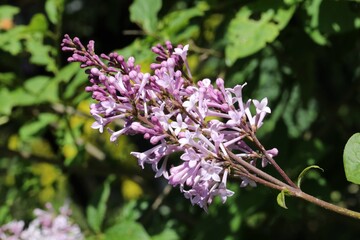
[0,203,83,240]
[61,35,277,210]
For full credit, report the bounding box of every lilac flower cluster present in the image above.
[61,35,277,211]
[0,203,83,240]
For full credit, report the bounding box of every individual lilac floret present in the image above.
[0,203,83,240]
[61,35,277,210]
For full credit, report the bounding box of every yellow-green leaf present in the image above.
[297,165,324,188]
[276,190,288,209]
[343,133,360,184]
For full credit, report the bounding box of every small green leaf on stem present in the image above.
[343,133,360,184]
[297,165,324,188]
[277,190,288,209]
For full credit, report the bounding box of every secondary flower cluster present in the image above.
[61,35,277,211]
[0,203,83,240]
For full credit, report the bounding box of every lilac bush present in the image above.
[0,203,83,240]
[61,35,278,211]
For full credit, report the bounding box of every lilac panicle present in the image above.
[61,34,277,211]
[0,203,83,240]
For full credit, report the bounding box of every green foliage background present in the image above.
[0,0,360,239]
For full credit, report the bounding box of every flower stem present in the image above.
[250,131,298,188]
[292,188,360,220]
[228,147,360,220]
[227,150,289,188]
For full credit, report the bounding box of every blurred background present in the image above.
[0,0,360,239]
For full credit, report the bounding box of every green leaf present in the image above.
[9,88,38,107]
[276,190,288,209]
[63,70,87,99]
[27,13,48,33]
[0,88,15,115]
[86,175,115,233]
[0,78,58,111]
[0,5,19,19]
[0,85,48,115]
[282,85,318,138]
[0,72,16,86]
[0,26,26,55]
[39,79,59,103]
[170,25,200,43]
[129,0,162,34]
[0,12,49,57]
[343,133,360,184]
[57,62,83,82]
[225,0,296,65]
[0,205,10,225]
[158,2,209,41]
[151,229,179,240]
[56,63,87,99]
[284,0,302,4]
[116,200,143,222]
[20,75,59,103]
[105,221,151,240]
[25,34,57,72]
[297,165,324,188]
[19,113,58,140]
[24,76,51,95]
[303,0,360,45]
[45,0,63,24]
